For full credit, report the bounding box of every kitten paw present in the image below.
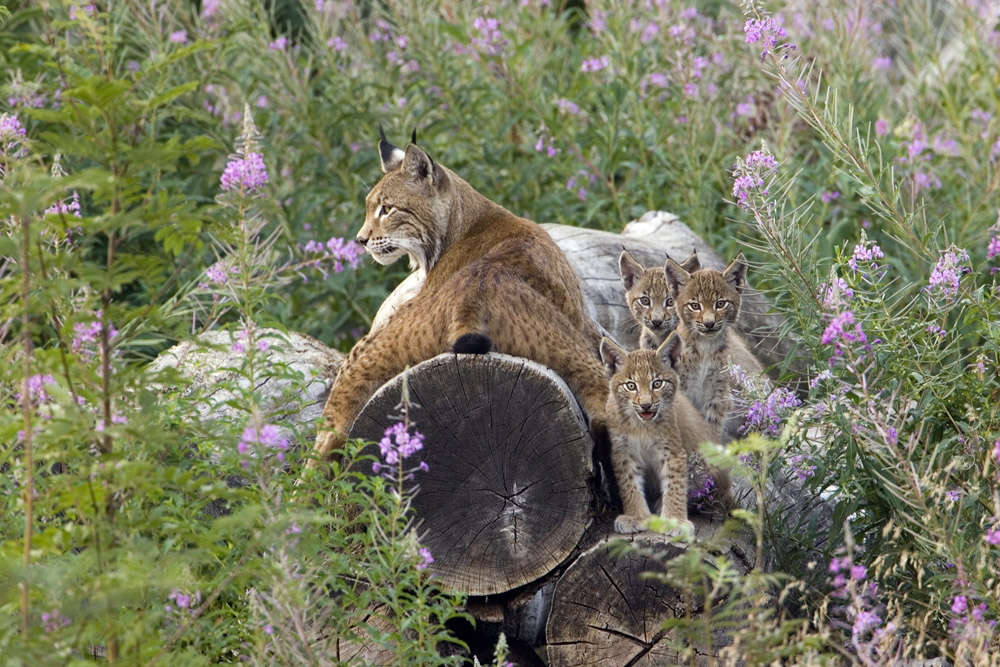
[614,514,649,534]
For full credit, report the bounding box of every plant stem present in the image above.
[19,213,33,638]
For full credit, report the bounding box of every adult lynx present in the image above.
[309,131,609,466]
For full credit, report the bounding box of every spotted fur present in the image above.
[619,249,701,350]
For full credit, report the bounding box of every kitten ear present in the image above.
[619,249,645,291]
[378,124,405,173]
[599,337,627,375]
[677,249,701,274]
[401,143,439,185]
[411,127,418,145]
[657,331,683,370]
[723,252,748,291]
[663,257,691,292]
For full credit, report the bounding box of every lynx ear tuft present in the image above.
[378,124,405,173]
[599,337,627,375]
[619,249,645,291]
[677,249,701,274]
[723,252,748,291]
[411,127,418,145]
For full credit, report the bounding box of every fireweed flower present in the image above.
[16,374,57,405]
[687,474,717,511]
[220,152,268,194]
[848,241,884,273]
[534,136,559,158]
[743,15,788,60]
[927,246,970,300]
[987,236,999,261]
[1,112,28,176]
[788,454,816,482]
[821,310,867,361]
[44,191,82,217]
[371,421,428,483]
[470,16,507,56]
[169,30,187,44]
[818,277,854,308]
[417,546,434,570]
[238,423,290,463]
[986,525,1000,546]
[581,55,609,73]
[875,118,889,137]
[41,610,71,633]
[72,312,118,355]
[731,147,778,210]
[742,387,801,435]
[555,98,579,115]
[300,236,364,280]
[166,589,202,615]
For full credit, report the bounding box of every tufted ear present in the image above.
[599,337,627,376]
[656,331,683,370]
[663,257,691,293]
[619,248,645,291]
[401,143,440,185]
[677,249,701,274]
[378,124,405,173]
[722,252,748,291]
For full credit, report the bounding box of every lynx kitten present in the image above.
[663,252,764,442]
[600,333,729,534]
[619,249,701,350]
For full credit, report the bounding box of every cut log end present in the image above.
[349,352,595,596]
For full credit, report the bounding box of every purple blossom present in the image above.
[731,149,777,210]
[378,422,424,465]
[820,190,840,204]
[169,30,187,44]
[872,56,892,70]
[821,310,867,360]
[328,36,348,52]
[269,36,288,51]
[986,526,1000,546]
[687,474,717,511]
[743,16,788,59]
[555,98,579,115]
[848,241,884,272]
[809,369,832,388]
[788,453,816,482]
[946,489,961,502]
[417,546,434,570]
[264,623,274,635]
[72,312,118,355]
[853,610,882,637]
[875,118,889,137]
[534,137,559,158]
[300,236,364,279]
[927,247,970,299]
[95,414,127,432]
[684,82,698,97]
[581,55,609,73]
[470,16,507,56]
[238,423,290,461]
[952,595,968,614]
[44,191,82,218]
[201,0,219,19]
[913,170,941,191]
[17,374,57,404]
[850,565,867,581]
[220,152,268,194]
[589,9,607,35]
[733,95,755,118]
[818,277,854,308]
[166,589,201,615]
[742,387,801,436]
[1,112,28,169]
[41,610,71,633]
[988,237,1000,260]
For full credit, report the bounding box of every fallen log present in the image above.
[348,352,594,597]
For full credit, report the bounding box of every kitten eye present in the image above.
[638,296,651,307]
[624,381,638,392]
[715,300,728,310]
[688,302,701,311]
[665,298,674,307]
[651,379,664,390]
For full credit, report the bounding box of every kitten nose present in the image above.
[640,403,654,412]
[650,319,663,328]
[356,236,369,247]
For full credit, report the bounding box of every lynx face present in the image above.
[620,249,702,346]
[600,334,683,423]
[664,253,747,343]
[357,142,450,273]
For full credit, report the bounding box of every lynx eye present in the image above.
[651,379,664,390]
[638,296,651,307]
[688,302,701,311]
[624,381,638,392]
[715,299,728,310]
[375,204,395,218]
[665,298,675,307]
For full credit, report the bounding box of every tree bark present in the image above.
[349,352,594,597]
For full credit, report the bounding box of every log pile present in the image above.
[157,213,828,664]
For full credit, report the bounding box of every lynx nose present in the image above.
[357,235,369,247]
[650,319,663,328]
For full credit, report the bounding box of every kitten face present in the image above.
[664,253,747,343]
[619,250,701,342]
[600,335,683,423]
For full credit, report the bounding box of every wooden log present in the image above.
[349,352,594,597]
[545,526,742,667]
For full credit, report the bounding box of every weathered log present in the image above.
[349,352,594,597]
[546,529,737,667]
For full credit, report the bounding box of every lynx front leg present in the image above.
[660,445,689,524]
[611,443,650,534]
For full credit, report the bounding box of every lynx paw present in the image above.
[307,428,345,469]
[614,514,649,534]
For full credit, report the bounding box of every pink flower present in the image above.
[169,30,187,44]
